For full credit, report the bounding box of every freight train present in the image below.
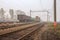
[0,15,40,23]
[17,15,40,22]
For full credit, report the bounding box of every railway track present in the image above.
[0,22,40,35]
[0,22,32,29]
[0,22,44,40]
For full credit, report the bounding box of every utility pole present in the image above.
[54,0,56,22]
[54,0,57,31]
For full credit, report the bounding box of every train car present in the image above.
[17,15,32,22]
[35,16,40,22]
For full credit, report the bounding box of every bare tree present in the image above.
[0,8,5,19]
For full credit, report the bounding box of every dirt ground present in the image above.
[38,24,48,40]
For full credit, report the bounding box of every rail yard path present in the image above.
[38,24,48,40]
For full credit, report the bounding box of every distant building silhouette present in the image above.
[0,8,5,19]
[9,9,14,19]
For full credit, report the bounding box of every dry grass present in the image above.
[41,23,60,40]
[48,23,60,37]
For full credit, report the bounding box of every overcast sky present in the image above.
[0,0,60,22]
